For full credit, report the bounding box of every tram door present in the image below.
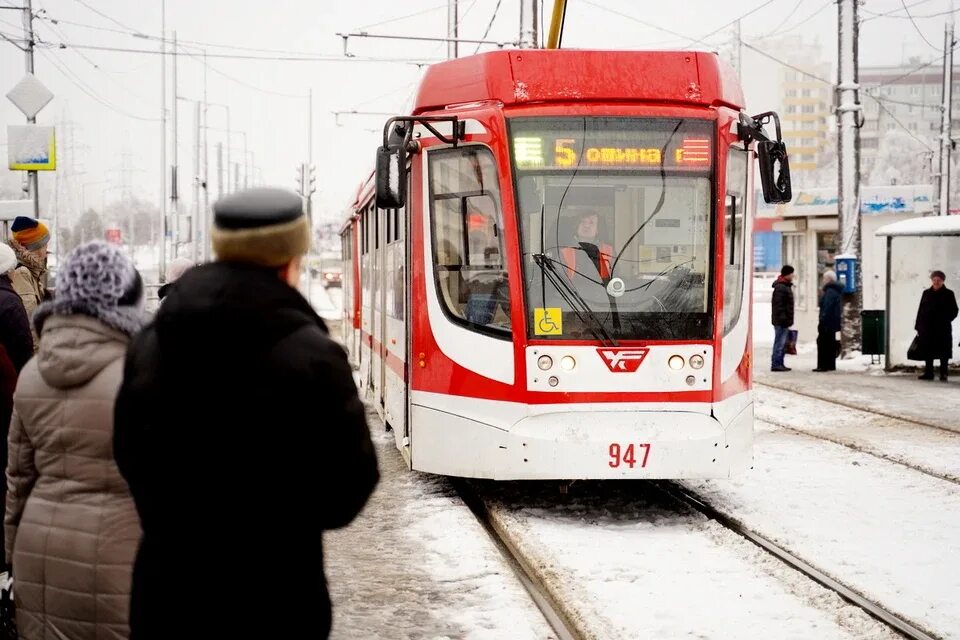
[377,204,388,410]
[358,207,371,393]
[371,207,383,404]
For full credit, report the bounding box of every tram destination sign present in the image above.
[511,117,714,172]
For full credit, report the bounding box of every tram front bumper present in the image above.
[410,405,753,480]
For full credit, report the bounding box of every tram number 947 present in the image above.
[608,443,651,469]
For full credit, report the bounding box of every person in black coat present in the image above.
[113,188,379,639]
[814,270,844,372]
[0,242,33,566]
[0,244,33,373]
[770,264,795,371]
[915,269,959,381]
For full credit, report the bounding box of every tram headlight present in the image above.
[689,354,705,370]
[685,375,696,386]
[560,356,576,371]
[537,355,554,371]
[668,355,685,370]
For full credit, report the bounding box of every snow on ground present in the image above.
[757,385,960,482]
[480,482,898,640]
[755,347,960,432]
[684,425,960,638]
[325,408,554,640]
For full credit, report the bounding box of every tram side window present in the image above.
[723,147,748,335]
[429,146,511,335]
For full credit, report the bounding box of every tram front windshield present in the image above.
[510,117,715,341]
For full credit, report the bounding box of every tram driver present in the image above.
[560,210,614,284]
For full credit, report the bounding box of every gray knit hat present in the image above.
[34,240,146,337]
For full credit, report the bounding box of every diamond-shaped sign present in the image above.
[6,73,53,119]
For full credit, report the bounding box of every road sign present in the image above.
[7,125,56,171]
[6,73,53,120]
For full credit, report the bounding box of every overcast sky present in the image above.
[0,0,955,224]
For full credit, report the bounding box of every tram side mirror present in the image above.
[757,140,792,204]
[376,146,407,209]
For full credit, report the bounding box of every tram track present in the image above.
[452,479,585,640]
[755,384,960,486]
[658,481,941,640]
[755,381,958,436]
[456,475,921,640]
[756,416,960,486]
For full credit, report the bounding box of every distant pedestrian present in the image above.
[114,187,379,640]
[157,256,195,301]
[8,216,51,349]
[915,270,958,381]
[814,270,844,372]
[771,264,796,372]
[5,240,145,640]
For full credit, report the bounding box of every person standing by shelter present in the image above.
[814,270,843,372]
[771,265,795,372]
[915,270,958,381]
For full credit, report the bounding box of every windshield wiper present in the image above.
[533,254,618,347]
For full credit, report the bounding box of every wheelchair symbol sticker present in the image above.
[534,308,563,336]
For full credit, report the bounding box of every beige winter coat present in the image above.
[5,314,141,640]
[8,241,46,351]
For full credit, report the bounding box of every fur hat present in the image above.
[0,244,16,275]
[211,188,310,268]
[10,216,50,251]
[34,240,145,337]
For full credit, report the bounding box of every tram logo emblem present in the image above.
[597,348,649,372]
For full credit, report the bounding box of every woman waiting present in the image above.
[5,241,145,639]
[813,270,844,372]
[915,269,959,381]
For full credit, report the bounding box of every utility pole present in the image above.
[234,163,239,193]
[837,0,862,351]
[192,101,200,262]
[243,133,249,189]
[447,0,458,59]
[935,11,955,216]
[307,88,313,222]
[520,0,539,48]
[170,30,179,262]
[159,0,167,282]
[20,0,39,219]
[734,20,742,81]
[202,50,209,261]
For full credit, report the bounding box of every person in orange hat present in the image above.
[8,216,50,348]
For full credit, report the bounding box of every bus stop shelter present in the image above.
[875,216,960,371]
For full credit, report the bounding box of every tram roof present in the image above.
[413,49,744,114]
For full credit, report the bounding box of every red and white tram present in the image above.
[340,49,791,480]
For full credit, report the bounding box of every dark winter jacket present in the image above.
[0,274,32,570]
[771,276,795,327]
[915,285,959,359]
[818,282,844,333]
[113,262,379,640]
[0,274,33,371]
